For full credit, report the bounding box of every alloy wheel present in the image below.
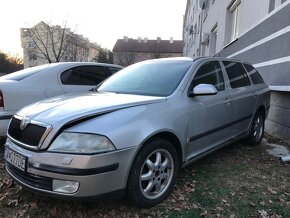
[139,149,174,200]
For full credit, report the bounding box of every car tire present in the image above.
[247,112,265,146]
[127,138,179,208]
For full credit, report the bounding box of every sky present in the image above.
[0,0,186,57]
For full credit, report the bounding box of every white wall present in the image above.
[183,0,271,57]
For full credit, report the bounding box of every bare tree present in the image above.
[24,21,75,63]
[115,52,137,66]
[65,34,90,62]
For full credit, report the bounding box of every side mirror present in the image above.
[188,84,218,97]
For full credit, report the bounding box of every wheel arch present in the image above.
[256,105,266,119]
[144,131,183,168]
[125,131,183,189]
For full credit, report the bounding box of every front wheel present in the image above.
[127,138,179,208]
[247,112,265,145]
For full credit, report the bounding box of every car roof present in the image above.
[138,56,251,66]
[0,62,123,82]
[193,56,252,65]
[47,62,123,69]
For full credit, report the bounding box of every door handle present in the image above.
[224,98,231,105]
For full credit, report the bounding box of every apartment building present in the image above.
[113,37,183,66]
[183,0,290,142]
[21,21,102,68]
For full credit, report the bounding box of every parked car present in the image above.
[4,57,270,207]
[0,62,123,138]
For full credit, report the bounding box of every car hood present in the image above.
[16,92,166,126]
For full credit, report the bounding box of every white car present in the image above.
[0,62,123,138]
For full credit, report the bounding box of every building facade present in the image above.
[183,0,290,142]
[112,37,183,66]
[21,21,103,68]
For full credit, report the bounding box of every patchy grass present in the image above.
[1,137,290,217]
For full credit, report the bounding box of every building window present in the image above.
[269,0,275,12]
[28,42,35,49]
[227,0,241,43]
[197,15,200,33]
[209,24,218,56]
[193,24,197,41]
[29,53,37,60]
[269,0,287,13]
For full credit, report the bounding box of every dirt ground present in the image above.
[1,136,290,217]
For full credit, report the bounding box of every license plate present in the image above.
[4,146,27,172]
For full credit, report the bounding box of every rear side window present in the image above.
[243,63,264,84]
[223,61,250,88]
[191,61,225,91]
[61,66,107,85]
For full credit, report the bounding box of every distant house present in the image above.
[112,37,183,66]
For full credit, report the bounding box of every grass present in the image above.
[1,136,290,217]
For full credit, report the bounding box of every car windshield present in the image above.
[0,64,49,81]
[97,61,193,97]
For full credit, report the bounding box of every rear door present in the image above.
[59,65,109,93]
[222,61,256,135]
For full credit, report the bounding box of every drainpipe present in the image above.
[199,9,203,56]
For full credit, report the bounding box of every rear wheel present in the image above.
[128,138,179,208]
[247,112,265,145]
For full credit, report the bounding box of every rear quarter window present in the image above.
[223,61,250,88]
[108,67,122,74]
[243,63,264,84]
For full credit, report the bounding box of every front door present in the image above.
[185,61,233,161]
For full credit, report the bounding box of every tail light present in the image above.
[0,90,3,107]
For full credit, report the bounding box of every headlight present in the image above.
[48,132,116,154]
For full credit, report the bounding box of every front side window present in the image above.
[243,63,264,84]
[223,61,250,88]
[191,61,225,91]
[61,66,107,85]
[98,61,193,97]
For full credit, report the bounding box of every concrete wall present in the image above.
[266,91,290,143]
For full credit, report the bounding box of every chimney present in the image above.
[157,37,161,43]
[138,36,142,43]
[170,37,174,43]
[144,37,148,43]
[123,36,128,42]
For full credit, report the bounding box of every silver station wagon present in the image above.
[4,57,270,207]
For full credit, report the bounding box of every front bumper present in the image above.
[4,138,138,199]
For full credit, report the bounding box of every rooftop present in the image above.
[113,38,183,53]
